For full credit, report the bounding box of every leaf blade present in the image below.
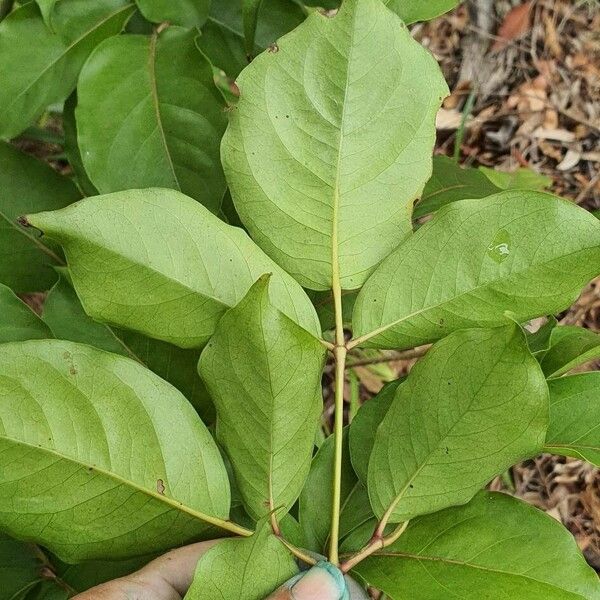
[185,519,297,600]
[367,325,548,522]
[26,188,321,347]
[0,340,230,561]
[545,373,600,465]
[353,492,600,600]
[76,27,227,212]
[353,191,600,349]
[222,0,448,289]
[199,276,326,519]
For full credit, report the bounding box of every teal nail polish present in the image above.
[287,561,350,600]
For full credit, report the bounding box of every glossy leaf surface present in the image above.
[540,326,600,378]
[0,143,80,293]
[353,191,600,349]
[0,284,52,342]
[349,381,399,484]
[298,430,357,553]
[0,1,134,138]
[413,155,500,219]
[368,326,548,522]
[546,373,600,465]
[135,0,210,26]
[26,188,321,348]
[0,340,230,561]
[77,27,227,212]
[200,277,325,519]
[222,0,448,290]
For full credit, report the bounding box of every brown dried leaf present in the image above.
[491,2,533,53]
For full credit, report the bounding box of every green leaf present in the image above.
[0,143,80,293]
[135,0,210,27]
[185,519,297,600]
[384,0,460,24]
[353,491,600,600]
[26,188,321,348]
[198,0,306,78]
[242,0,263,55]
[352,191,600,349]
[310,289,357,332]
[0,339,231,561]
[199,276,325,520]
[526,316,557,354]
[367,325,548,523]
[76,27,227,213]
[298,429,357,553]
[339,483,377,549]
[42,275,215,422]
[545,373,600,465]
[62,93,98,197]
[0,534,45,599]
[479,165,552,191]
[0,283,52,342]
[222,0,448,290]
[413,156,500,219]
[539,326,600,378]
[349,380,399,485]
[0,1,134,138]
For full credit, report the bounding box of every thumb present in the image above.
[265,561,349,600]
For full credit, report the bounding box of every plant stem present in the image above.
[328,190,346,563]
[346,346,428,368]
[340,520,408,573]
[329,343,347,565]
[278,537,318,566]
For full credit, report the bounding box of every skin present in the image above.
[73,542,346,600]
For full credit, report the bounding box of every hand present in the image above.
[73,542,349,600]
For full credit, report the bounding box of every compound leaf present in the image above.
[185,519,297,600]
[0,283,52,342]
[545,373,600,465]
[0,1,134,138]
[367,325,547,523]
[0,339,230,561]
[76,27,227,213]
[540,326,600,378]
[222,0,447,290]
[353,492,600,600]
[0,142,80,293]
[199,276,325,519]
[353,191,600,349]
[26,188,321,348]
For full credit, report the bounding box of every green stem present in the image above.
[329,344,346,565]
[328,193,346,564]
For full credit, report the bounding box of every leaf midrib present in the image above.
[1,435,226,531]
[5,4,134,115]
[368,550,590,597]
[147,30,180,191]
[353,239,596,347]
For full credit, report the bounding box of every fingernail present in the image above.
[289,561,347,600]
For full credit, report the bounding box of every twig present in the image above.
[340,521,409,573]
[346,347,429,368]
